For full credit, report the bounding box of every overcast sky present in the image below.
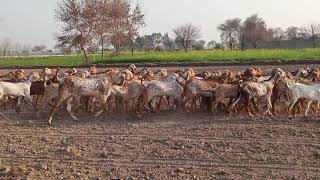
[0,0,320,48]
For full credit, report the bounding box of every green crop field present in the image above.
[2,48,320,66]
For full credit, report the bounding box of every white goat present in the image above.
[140,73,183,111]
[286,82,320,118]
[0,72,40,111]
[47,70,133,125]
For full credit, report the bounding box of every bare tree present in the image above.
[217,18,241,50]
[162,33,174,50]
[127,3,145,56]
[0,38,12,61]
[13,42,22,56]
[55,0,98,63]
[266,27,285,47]
[109,0,130,55]
[308,24,320,48]
[94,0,112,60]
[243,14,268,48]
[173,23,201,53]
[21,45,31,56]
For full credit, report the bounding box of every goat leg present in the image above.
[66,97,78,121]
[304,100,312,117]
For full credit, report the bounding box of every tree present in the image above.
[55,0,97,63]
[151,32,163,49]
[135,36,144,50]
[217,18,241,50]
[109,0,130,55]
[206,40,216,49]
[142,35,155,50]
[32,45,46,54]
[284,26,308,41]
[266,27,285,47]
[21,45,31,56]
[308,24,320,48]
[243,14,268,48]
[173,23,201,53]
[94,0,112,60]
[162,33,174,50]
[285,26,300,40]
[126,3,145,56]
[0,38,12,61]
[192,40,206,50]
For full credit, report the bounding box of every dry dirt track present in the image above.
[0,63,320,179]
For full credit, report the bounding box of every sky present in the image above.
[0,0,320,48]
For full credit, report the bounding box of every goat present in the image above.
[111,79,145,112]
[212,84,240,113]
[285,80,320,118]
[0,72,40,112]
[140,73,183,112]
[271,73,315,116]
[47,69,133,125]
[241,67,263,81]
[196,71,211,79]
[230,68,286,116]
[128,64,137,73]
[291,68,309,78]
[180,77,219,112]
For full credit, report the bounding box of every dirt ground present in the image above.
[0,64,320,179]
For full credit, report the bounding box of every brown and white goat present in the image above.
[230,68,286,116]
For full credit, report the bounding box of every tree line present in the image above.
[55,0,214,61]
[217,14,320,50]
[55,1,320,62]
[0,38,55,60]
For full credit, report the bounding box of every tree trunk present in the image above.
[184,45,188,53]
[2,50,6,64]
[229,31,233,50]
[129,32,134,56]
[252,41,257,49]
[184,41,188,53]
[130,38,134,56]
[81,46,88,64]
[313,38,316,48]
[101,38,104,61]
[116,40,121,55]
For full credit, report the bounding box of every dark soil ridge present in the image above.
[1,59,320,69]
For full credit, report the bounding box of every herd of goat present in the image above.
[0,64,319,125]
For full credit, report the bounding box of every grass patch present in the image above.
[2,48,320,66]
